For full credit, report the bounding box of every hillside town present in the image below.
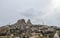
[0,19,60,38]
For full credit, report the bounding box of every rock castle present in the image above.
[0,19,59,38]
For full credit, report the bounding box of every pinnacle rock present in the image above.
[17,19,26,25]
[26,19,32,25]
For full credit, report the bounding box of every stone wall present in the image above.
[0,36,12,38]
[0,36,21,38]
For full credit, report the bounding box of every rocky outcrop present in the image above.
[0,19,58,38]
[14,19,26,25]
[26,19,32,25]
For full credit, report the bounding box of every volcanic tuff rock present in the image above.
[0,19,59,37]
[26,19,32,25]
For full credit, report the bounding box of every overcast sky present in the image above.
[0,0,60,26]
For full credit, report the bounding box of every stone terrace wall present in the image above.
[0,36,12,38]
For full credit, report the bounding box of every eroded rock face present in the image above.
[26,19,32,25]
[17,19,26,25]
[0,19,58,37]
[16,19,26,30]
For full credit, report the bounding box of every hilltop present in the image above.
[0,19,60,38]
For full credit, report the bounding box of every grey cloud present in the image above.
[0,0,60,27]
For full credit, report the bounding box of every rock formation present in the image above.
[16,19,26,25]
[0,19,59,38]
[26,19,32,25]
